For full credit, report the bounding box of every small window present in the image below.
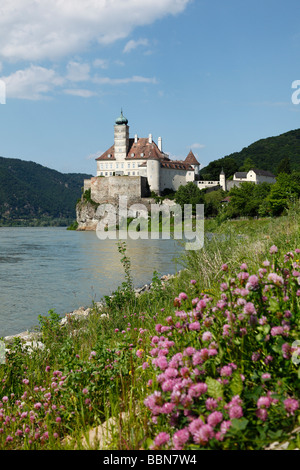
[105,172,108,176]
[131,153,135,157]
[110,172,112,176]
[128,163,130,168]
[140,153,144,157]
[128,171,130,175]
[132,171,135,175]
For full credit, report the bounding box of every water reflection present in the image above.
[0,227,183,336]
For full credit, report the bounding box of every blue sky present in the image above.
[0,0,300,175]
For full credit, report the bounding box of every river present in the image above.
[0,227,184,337]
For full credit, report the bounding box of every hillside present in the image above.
[200,128,300,180]
[0,156,92,225]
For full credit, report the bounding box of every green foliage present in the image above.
[174,182,204,214]
[104,242,135,311]
[200,128,300,179]
[0,156,92,224]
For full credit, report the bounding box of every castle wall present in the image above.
[159,168,192,192]
[90,175,149,204]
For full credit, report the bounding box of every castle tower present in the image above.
[219,168,226,191]
[114,110,129,162]
[147,159,160,194]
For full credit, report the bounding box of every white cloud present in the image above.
[0,0,191,62]
[123,38,149,54]
[66,61,90,82]
[93,75,158,85]
[1,63,158,100]
[2,65,64,100]
[63,89,97,98]
[93,59,109,69]
[190,143,205,149]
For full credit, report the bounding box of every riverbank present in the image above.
[0,203,299,450]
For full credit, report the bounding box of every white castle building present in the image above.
[83,110,276,199]
[91,110,200,194]
[197,168,276,192]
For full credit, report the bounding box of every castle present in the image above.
[83,111,276,203]
[84,110,200,197]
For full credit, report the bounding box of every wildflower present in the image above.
[190,279,197,285]
[267,272,284,286]
[206,398,218,411]
[153,432,170,448]
[178,292,188,301]
[2,396,8,403]
[257,396,272,409]
[188,382,208,398]
[207,411,223,427]
[243,302,256,315]
[269,245,278,254]
[256,408,268,421]
[246,275,259,291]
[221,264,228,271]
[172,428,190,449]
[270,326,284,337]
[252,352,260,362]
[262,373,271,380]
[189,321,200,331]
[193,424,214,445]
[220,365,233,377]
[136,349,144,358]
[228,405,243,419]
[202,331,213,342]
[284,398,299,416]
[82,388,89,395]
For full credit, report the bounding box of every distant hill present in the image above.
[0,156,92,225]
[200,128,300,180]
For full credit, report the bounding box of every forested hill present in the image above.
[0,156,92,225]
[200,128,300,180]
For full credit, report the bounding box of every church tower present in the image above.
[114,110,129,162]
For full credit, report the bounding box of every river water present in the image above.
[0,227,184,337]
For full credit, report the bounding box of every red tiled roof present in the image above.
[96,145,115,161]
[185,150,200,166]
[161,160,194,171]
[96,138,167,161]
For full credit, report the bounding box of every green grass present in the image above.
[0,202,299,450]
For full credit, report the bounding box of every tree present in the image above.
[276,157,291,175]
[240,157,256,172]
[174,182,204,214]
[267,173,300,215]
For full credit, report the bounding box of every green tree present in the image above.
[239,157,256,172]
[267,173,300,215]
[204,189,226,217]
[174,182,204,214]
[276,157,291,175]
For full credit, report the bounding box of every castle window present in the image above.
[132,163,135,168]
[110,163,112,169]
[128,172,130,175]
[105,163,108,169]
[127,163,130,168]
[131,153,134,157]
[132,171,135,175]
[140,153,144,157]
[100,163,103,169]
[116,163,119,169]
[121,163,124,168]
[110,172,112,176]
[105,172,108,176]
